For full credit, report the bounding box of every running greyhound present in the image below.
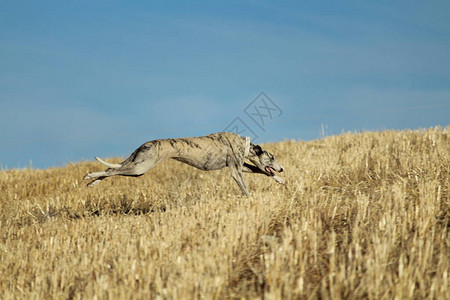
[83,132,284,195]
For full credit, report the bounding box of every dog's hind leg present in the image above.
[84,161,151,179]
[83,164,153,186]
[83,168,125,186]
[85,172,144,186]
[83,151,164,186]
[86,176,107,187]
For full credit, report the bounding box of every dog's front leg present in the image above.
[229,164,250,196]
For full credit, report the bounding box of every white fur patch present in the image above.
[244,136,251,158]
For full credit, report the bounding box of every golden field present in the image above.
[0,128,449,299]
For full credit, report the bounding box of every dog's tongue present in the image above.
[265,166,274,175]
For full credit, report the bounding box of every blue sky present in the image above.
[1,0,449,169]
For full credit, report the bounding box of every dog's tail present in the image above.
[95,157,122,169]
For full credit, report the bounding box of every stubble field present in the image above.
[0,128,449,299]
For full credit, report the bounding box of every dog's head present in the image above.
[248,144,284,176]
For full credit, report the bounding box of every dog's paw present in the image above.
[86,179,101,187]
[83,173,93,180]
[272,175,285,185]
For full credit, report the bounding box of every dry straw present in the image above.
[0,127,448,299]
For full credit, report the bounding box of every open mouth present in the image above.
[265,166,276,176]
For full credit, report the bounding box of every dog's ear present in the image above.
[253,145,263,155]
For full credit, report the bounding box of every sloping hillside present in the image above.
[1,128,448,299]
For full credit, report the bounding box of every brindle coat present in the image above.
[83,132,284,195]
